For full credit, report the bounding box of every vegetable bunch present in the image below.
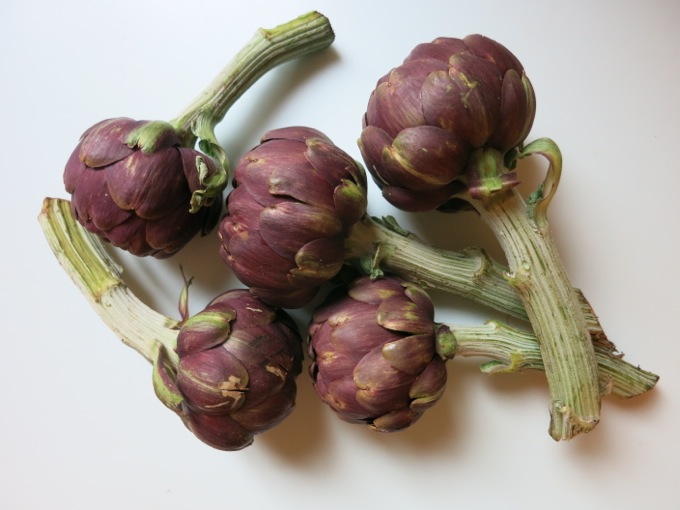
[40,12,658,451]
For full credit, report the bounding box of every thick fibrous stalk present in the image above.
[464,141,601,440]
[346,215,605,338]
[39,197,180,367]
[477,190,600,439]
[435,322,658,399]
[171,11,335,149]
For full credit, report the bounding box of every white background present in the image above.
[2,1,678,508]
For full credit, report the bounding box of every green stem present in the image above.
[435,322,658,399]
[346,215,605,339]
[38,198,180,368]
[168,11,335,211]
[171,11,334,136]
[464,141,601,440]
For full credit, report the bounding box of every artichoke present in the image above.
[219,126,368,308]
[358,34,602,440]
[359,34,535,212]
[64,118,223,258]
[308,275,447,432]
[156,289,304,451]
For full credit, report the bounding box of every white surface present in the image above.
[2,0,678,508]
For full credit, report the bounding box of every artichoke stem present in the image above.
[168,12,334,210]
[346,215,606,341]
[435,322,658,399]
[38,197,180,369]
[170,11,335,149]
[464,145,601,441]
[347,218,657,403]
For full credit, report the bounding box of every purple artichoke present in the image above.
[64,118,224,258]
[218,126,368,308]
[308,275,447,432]
[359,34,536,212]
[157,289,303,451]
[359,35,607,439]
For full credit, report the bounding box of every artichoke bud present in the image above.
[219,126,368,308]
[359,34,536,212]
[63,117,224,258]
[308,276,447,432]
[169,289,303,451]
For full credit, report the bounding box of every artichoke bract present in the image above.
[64,118,222,258]
[158,289,304,451]
[359,34,535,212]
[219,126,368,308]
[308,275,447,432]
